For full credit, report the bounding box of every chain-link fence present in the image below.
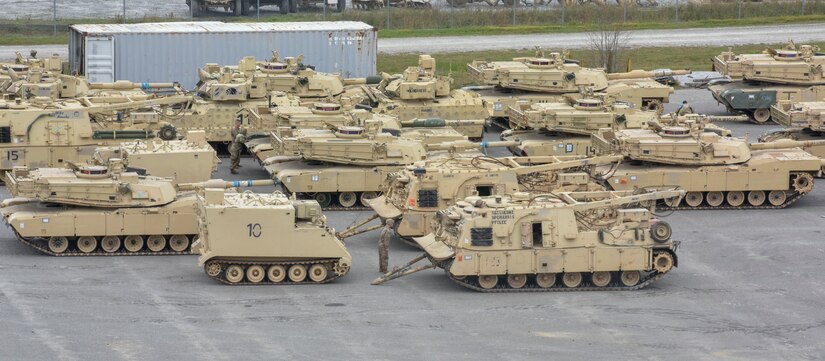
[2,0,824,36]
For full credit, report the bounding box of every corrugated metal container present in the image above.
[69,21,377,89]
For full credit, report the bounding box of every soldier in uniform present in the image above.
[676,100,694,116]
[378,219,394,273]
[229,119,246,175]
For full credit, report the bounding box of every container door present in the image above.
[85,36,115,83]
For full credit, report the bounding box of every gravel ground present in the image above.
[1,88,824,360]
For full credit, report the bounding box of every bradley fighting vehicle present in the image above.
[92,131,220,184]
[468,50,687,123]
[342,55,488,141]
[195,189,351,285]
[340,154,622,246]
[710,43,825,124]
[763,100,825,171]
[592,122,825,209]
[260,123,492,210]
[0,161,273,256]
[373,189,684,291]
[0,95,192,181]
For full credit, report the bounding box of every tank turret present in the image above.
[713,43,825,85]
[468,52,609,93]
[195,189,351,285]
[372,189,684,291]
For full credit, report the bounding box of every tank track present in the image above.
[204,258,346,285]
[440,250,673,293]
[657,189,805,211]
[13,232,195,257]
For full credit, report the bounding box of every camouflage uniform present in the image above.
[229,130,246,174]
[378,219,394,273]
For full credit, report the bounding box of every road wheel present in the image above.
[747,190,766,206]
[752,108,771,124]
[147,235,166,252]
[48,236,69,254]
[562,272,582,288]
[314,193,332,208]
[338,192,358,208]
[124,235,144,253]
[768,190,787,206]
[620,271,641,287]
[101,236,121,253]
[309,264,328,282]
[706,191,724,207]
[169,235,190,252]
[684,192,703,207]
[478,275,498,289]
[591,271,611,287]
[506,274,527,289]
[726,191,745,207]
[360,191,380,207]
[246,265,265,283]
[288,264,307,282]
[225,265,244,283]
[535,273,555,288]
[267,265,287,283]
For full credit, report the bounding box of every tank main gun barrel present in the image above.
[704,115,750,122]
[607,69,691,80]
[80,95,192,114]
[342,75,382,86]
[750,138,825,150]
[177,179,276,192]
[427,140,519,151]
[511,155,623,175]
[89,81,179,90]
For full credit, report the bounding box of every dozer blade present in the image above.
[367,195,403,219]
[413,233,454,262]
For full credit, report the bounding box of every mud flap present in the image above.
[367,195,402,219]
[413,234,454,262]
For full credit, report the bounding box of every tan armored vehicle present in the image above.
[710,43,825,123]
[195,189,351,285]
[343,55,488,141]
[262,124,484,209]
[373,190,684,291]
[92,131,219,184]
[0,95,193,181]
[592,124,825,209]
[763,100,825,167]
[0,162,272,256]
[468,50,685,120]
[343,154,621,245]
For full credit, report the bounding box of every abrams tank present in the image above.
[372,190,684,291]
[344,154,621,245]
[709,43,825,124]
[762,100,825,168]
[195,189,351,285]
[468,50,685,119]
[343,55,488,141]
[592,124,825,209]
[0,162,273,256]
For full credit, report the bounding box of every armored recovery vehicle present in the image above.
[0,161,273,256]
[195,189,351,285]
[592,124,825,209]
[710,43,825,123]
[340,154,621,245]
[373,190,684,291]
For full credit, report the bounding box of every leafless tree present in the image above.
[586,20,631,73]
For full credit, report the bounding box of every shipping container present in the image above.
[68,21,377,89]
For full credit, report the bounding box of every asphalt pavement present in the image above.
[0,87,824,360]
